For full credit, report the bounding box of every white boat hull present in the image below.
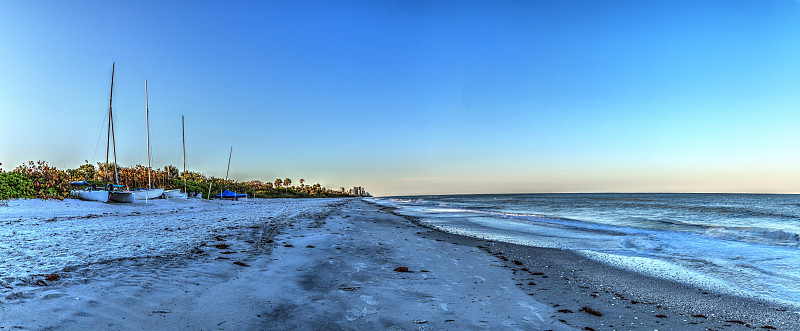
[162,189,186,199]
[133,188,165,200]
[71,190,109,202]
[109,191,135,203]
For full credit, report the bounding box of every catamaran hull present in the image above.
[162,189,186,199]
[133,188,165,200]
[109,192,135,203]
[71,190,109,202]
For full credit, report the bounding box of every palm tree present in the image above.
[283,178,291,194]
[299,178,305,188]
[274,178,282,192]
[163,165,179,179]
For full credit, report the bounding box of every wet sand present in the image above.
[383,204,800,331]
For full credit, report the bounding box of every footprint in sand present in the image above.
[360,295,377,305]
[346,307,378,321]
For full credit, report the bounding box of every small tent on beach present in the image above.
[215,190,250,200]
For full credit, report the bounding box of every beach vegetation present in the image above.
[0,170,33,200]
[163,165,179,179]
[283,178,291,194]
[0,161,357,201]
[0,161,70,200]
[64,161,97,182]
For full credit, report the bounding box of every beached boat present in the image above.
[70,181,109,202]
[162,189,186,199]
[133,188,165,200]
[214,146,249,201]
[162,116,189,199]
[109,191,134,203]
[215,190,249,200]
[71,64,115,203]
[100,63,134,204]
[71,190,109,202]
[108,184,134,203]
[73,63,127,204]
[135,80,166,200]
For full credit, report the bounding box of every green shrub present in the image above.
[0,171,34,200]
[12,161,70,200]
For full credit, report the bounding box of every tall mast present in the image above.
[110,65,119,185]
[182,115,186,193]
[225,146,232,189]
[105,116,110,182]
[105,63,115,183]
[111,103,119,184]
[146,80,152,189]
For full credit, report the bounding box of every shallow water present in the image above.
[369,193,800,307]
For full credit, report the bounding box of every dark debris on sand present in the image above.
[580,306,602,317]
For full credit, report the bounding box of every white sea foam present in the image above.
[576,250,800,308]
[375,193,800,307]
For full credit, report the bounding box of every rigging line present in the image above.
[152,144,161,169]
[176,129,183,166]
[232,148,239,182]
[91,108,110,166]
[138,125,146,166]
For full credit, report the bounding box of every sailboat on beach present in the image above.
[105,64,134,203]
[214,146,250,201]
[162,116,188,199]
[71,62,133,203]
[70,181,108,202]
[132,81,164,200]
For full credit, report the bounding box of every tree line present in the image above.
[0,161,356,200]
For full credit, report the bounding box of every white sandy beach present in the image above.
[0,198,564,330]
[1,198,796,330]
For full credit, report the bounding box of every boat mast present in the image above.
[105,63,115,183]
[146,80,152,189]
[109,64,119,185]
[110,97,119,185]
[182,115,186,193]
[225,146,232,190]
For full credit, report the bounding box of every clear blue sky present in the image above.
[2,0,800,196]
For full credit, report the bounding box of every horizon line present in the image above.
[376,191,800,197]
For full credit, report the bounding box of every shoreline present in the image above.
[373,202,799,330]
[1,198,797,330]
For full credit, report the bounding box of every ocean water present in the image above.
[368,193,800,307]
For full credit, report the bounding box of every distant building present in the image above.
[347,186,369,197]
